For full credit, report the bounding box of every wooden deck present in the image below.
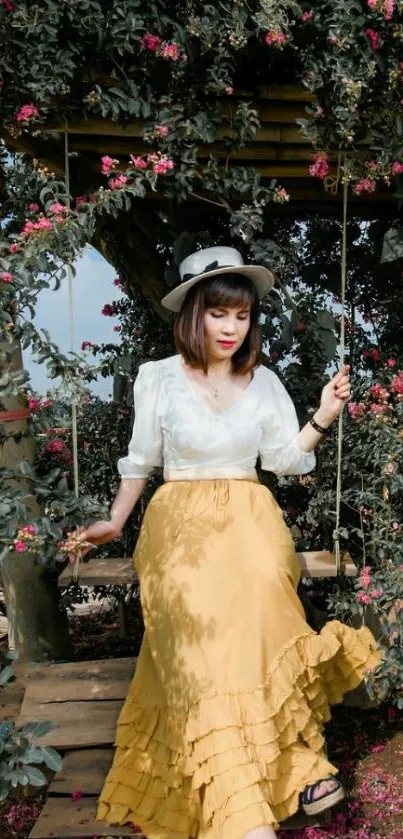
[18,656,330,838]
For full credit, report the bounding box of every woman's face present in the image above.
[203,304,251,363]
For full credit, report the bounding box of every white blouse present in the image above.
[117,354,315,481]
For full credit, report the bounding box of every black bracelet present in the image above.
[309,417,332,435]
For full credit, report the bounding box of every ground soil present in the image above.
[0,600,402,839]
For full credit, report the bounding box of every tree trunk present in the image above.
[0,338,71,662]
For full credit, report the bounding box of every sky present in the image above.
[23,246,123,399]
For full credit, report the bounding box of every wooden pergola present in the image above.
[1,85,398,215]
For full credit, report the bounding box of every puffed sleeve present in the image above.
[259,371,316,477]
[117,361,163,479]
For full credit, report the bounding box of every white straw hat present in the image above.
[161,246,275,312]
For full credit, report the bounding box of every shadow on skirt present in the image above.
[97,479,382,839]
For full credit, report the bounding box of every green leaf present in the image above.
[25,766,47,786]
[40,746,62,772]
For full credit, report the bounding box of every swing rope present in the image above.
[332,173,348,577]
[62,132,349,581]
[64,132,80,582]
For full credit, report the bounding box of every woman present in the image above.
[67,246,381,839]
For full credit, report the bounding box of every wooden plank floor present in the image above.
[26,660,330,837]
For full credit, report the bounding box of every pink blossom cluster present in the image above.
[101,302,118,317]
[15,103,39,124]
[353,178,376,194]
[264,31,287,47]
[348,401,366,421]
[154,124,170,138]
[21,217,53,238]
[309,151,329,179]
[49,202,67,216]
[44,438,65,453]
[0,271,12,283]
[1,0,14,11]
[140,33,186,62]
[367,0,394,20]
[130,152,175,175]
[357,567,383,605]
[75,194,95,207]
[101,155,119,175]
[81,341,96,351]
[28,396,53,412]
[391,371,403,394]
[109,174,128,190]
[9,243,18,253]
[365,27,381,49]
[362,347,381,362]
[273,187,290,203]
[5,803,40,834]
[369,382,389,402]
[302,11,312,21]
[14,523,38,553]
[28,201,40,212]
[392,161,403,175]
[113,277,122,287]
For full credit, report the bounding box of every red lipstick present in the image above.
[218,341,236,348]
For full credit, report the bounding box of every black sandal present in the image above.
[300,776,345,816]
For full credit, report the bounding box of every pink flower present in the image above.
[155,124,170,137]
[21,217,53,238]
[0,271,12,283]
[392,162,403,176]
[265,31,286,47]
[141,33,162,52]
[353,178,376,194]
[101,303,116,317]
[130,155,148,170]
[28,397,41,412]
[162,43,180,60]
[28,202,40,212]
[81,341,94,351]
[113,325,121,332]
[365,28,381,49]
[15,104,39,124]
[371,589,382,599]
[113,278,122,287]
[101,155,117,175]
[9,243,18,253]
[296,321,306,331]
[1,0,14,11]
[359,567,372,589]
[225,86,234,95]
[348,401,366,421]
[149,154,175,175]
[44,439,65,454]
[273,187,290,203]
[23,524,37,535]
[387,357,396,367]
[391,372,403,394]
[14,541,28,553]
[357,591,372,605]
[109,175,128,190]
[302,10,313,21]
[71,790,83,801]
[367,0,394,18]
[75,195,88,206]
[309,151,329,180]
[369,383,389,401]
[371,743,385,752]
[49,202,67,216]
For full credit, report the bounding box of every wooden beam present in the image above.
[21,657,135,703]
[58,557,137,587]
[257,84,315,102]
[29,797,139,838]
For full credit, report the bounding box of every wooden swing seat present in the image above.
[58,550,357,588]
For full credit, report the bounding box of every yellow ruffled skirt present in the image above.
[97,479,382,839]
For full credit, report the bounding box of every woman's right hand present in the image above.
[62,520,120,564]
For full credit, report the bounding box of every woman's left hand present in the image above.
[319,365,351,424]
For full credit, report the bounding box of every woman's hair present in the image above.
[174,272,261,374]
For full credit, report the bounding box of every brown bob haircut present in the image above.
[174,272,261,374]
